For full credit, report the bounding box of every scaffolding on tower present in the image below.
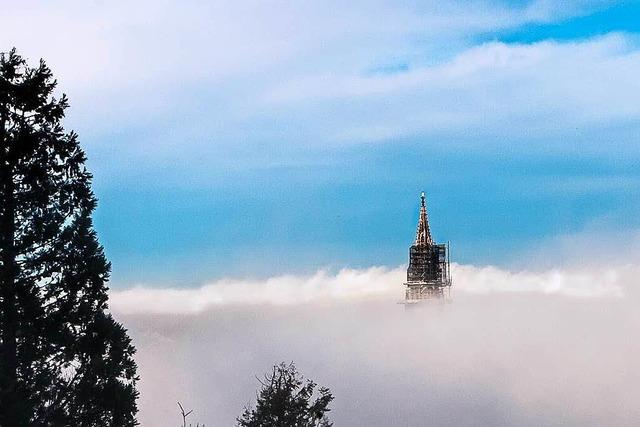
[401,192,452,304]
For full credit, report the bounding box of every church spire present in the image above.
[414,192,433,246]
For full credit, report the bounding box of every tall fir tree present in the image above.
[0,49,138,426]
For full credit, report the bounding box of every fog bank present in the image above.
[110,263,626,314]
[112,264,640,426]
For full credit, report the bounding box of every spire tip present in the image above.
[414,191,432,246]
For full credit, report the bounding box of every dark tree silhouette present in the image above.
[0,49,138,425]
[238,362,334,427]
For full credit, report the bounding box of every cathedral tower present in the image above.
[404,192,451,302]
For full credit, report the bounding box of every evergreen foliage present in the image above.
[0,49,138,426]
[238,362,334,427]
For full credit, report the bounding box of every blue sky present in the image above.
[4,0,640,286]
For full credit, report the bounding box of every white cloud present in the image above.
[263,33,640,145]
[109,266,401,314]
[1,0,624,145]
[109,262,628,315]
[453,263,625,297]
[2,0,635,185]
[2,1,607,88]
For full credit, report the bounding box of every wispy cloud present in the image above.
[2,1,636,193]
[2,1,624,144]
[264,33,640,144]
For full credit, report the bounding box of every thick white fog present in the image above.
[111,263,640,426]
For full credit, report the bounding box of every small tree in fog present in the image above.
[177,402,204,427]
[237,362,334,427]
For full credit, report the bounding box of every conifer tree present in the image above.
[0,49,138,426]
[238,362,334,427]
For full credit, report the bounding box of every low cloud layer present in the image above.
[109,263,626,314]
[111,263,640,426]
